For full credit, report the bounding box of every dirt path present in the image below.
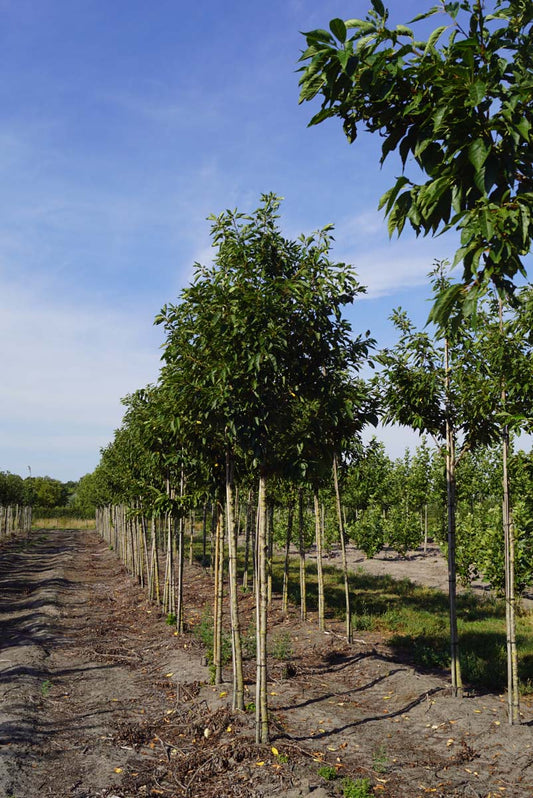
[0,529,532,798]
[0,530,206,798]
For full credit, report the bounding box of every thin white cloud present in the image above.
[335,233,459,298]
[0,276,163,480]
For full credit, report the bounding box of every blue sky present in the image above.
[0,0,503,481]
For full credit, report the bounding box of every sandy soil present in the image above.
[0,529,532,798]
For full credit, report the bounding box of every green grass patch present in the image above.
[185,532,533,693]
[269,551,533,693]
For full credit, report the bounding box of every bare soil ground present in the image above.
[0,529,532,798]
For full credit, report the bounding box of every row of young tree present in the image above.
[342,438,533,595]
[80,193,533,738]
[297,0,533,724]
[83,0,533,733]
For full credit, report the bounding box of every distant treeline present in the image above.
[0,472,96,518]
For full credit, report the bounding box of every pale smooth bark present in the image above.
[445,339,462,697]
[282,500,294,614]
[213,504,224,685]
[226,453,244,711]
[313,489,325,631]
[298,488,307,622]
[255,474,269,743]
[333,455,352,643]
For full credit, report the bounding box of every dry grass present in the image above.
[32,517,95,530]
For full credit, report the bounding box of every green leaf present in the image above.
[395,24,414,36]
[329,18,347,43]
[345,19,377,35]
[516,117,531,142]
[468,139,490,172]
[371,0,385,16]
[468,80,487,106]
[444,2,461,19]
[423,25,449,55]
[408,7,440,23]
[344,18,368,29]
[378,175,410,215]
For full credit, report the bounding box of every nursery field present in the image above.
[0,528,532,798]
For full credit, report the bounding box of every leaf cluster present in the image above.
[156,194,376,485]
[299,0,533,314]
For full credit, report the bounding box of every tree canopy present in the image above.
[299,0,533,321]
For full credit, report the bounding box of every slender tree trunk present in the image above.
[445,339,462,697]
[282,500,294,614]
[255,473,269,743]
[202,502,208,567]
[176,516,185,632]
[213,503,224,685]
[188,509,195,566]
[499,300,520,723]
[333,455,352,643]
[267,502,274,607]
[243,490,253,590]
[423,503,428,554]
[313,489,325,631]
[141,516,150,594]
[163,512,174,615]
[151,523,161,605]
[226,452,244,711]
[210,502,217,576]
[502,425,520,723]
[175,471,185,634]
[298,487,307,622]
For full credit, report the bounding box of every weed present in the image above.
[245,701,256,713]
[194,610,231,666]
[372,744,388,773]
[40,680,52,697]
[269,631,293,661]
[242,623,257,660]
[318,765,338,781]
[166,612,177,626]
[352,612,374,632]
[341,776,372,798]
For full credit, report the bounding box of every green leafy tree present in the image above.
[31,476,64,509]
[376,267,505,696]
[157,194,375,740]
[0,472,26,505]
